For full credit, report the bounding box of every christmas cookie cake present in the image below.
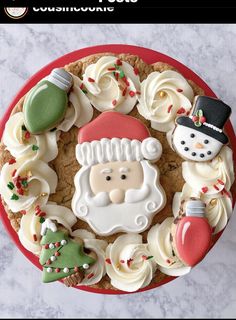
[0,52,235,293]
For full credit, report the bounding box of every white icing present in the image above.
[83,56,140,114]
[189,116,223,133]
[41,218,57,236]
[76,137,162,167]
[172,183,233,234]
[182,146,234,195]
[147,218,191,276]
[0,159,57,213]
[105,234,157,292]
[137,70,194,132]
[2,112,58,162]
[18,204,77,255]
[173,126,223,162]
[57,74,93,131]
[72,160,166,236]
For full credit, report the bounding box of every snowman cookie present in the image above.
[172,96,231,162]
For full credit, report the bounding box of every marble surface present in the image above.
[0,24,236,318]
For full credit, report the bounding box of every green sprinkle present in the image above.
[119,70,125,78]
[194,121,202,127]
[82,89,88,94]
[147,256,154,260]
[21,180,28,188]
[21,125,27,131]
[32,145,39,151]
[39,217,45,224]
[114,64,119,70]
[11,194,19,200]
[7,182,14,190]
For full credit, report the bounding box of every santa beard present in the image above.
[72,160,166,236]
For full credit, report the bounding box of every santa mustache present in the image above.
[85,183,150,207]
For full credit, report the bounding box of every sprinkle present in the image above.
[24,131,31,140]
[82,89,88,94]
[12,169,17,177]
[8,158,16,165]
[17,188,24,196]
[46,259,51,265]
[105,258,112,264]
[49,243,55,249]
[120,260,125,264]
[136,91,141,95]
[39,217,45,224]
[201,187,208,193]
[44,244,49,249]
[119,70,125,79]
[40,192,48,197]
[129,91,135,97]
[146,256,153,260]
[55,251,60,257]
[166,259,171,264]
[108,67,116,71]
[88,77,95,83]
[87,273,94,279]
[21,125,27,131]
[63,267,69,273]
[167,105,173,113]
[134,67,139,75]
[127,258,133,267]
[213,184,220,191]
[115,72,119,81]
[38,211,46,217]
[55,242,61,248]
[80,83,84,89]
[159,91,166,98]
[35,205,41,212]
[222,188,231,198]
[116,59,122,66]
[83,263,89,270]
[20,210,27,215]
[122,87,127,97]
[186,111,190,116]
[123,77,130,87]
[177,88,183,92]
[32,145,39,151]
[112,99,117,107]
[217,179,224,185]
[11,194,19,200]
[33,234,37,242]
[61,239,67,246]
[142,255,147,260]
[7,182,14,190]
[177,107,186,114]
[210,198,217,206]
[21,179,28,188]
[16,181,21,189]
[55,268,61,273]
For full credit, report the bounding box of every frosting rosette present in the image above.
[0,159,57,213]
[18,204,77,255]
[105,234,157,292]
[147,218,191,276]
[182,146,234,196]
[137,70,194,132]
[2,112,58,162]
[173,183,233,234]
[72,229,108,285]
[83,56,140,114]
[57,74,93,132]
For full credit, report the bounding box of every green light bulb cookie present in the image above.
[23,68,73,134]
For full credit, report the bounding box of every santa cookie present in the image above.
[172,96,231,161]
[72,111,166,236]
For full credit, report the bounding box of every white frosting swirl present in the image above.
[18,204,77,255]
[173,183,233,234]
[147,218,191,276]
[141,137,162,161]
[182,146,235,195]
[137,70,194,132]
[83,56,140,114]
[0,159,57,213]
[57,74,93,131]
[2,112,58,162]
[72,229,108,286]
[105,234,157,292]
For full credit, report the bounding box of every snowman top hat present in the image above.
[176,96,231,144]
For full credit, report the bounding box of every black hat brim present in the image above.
[176,116,228,144]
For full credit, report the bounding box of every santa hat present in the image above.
[76,111,162,166]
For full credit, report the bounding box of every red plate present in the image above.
[0,44,235,295]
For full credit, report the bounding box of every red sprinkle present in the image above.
[177,88,183,92]
[74,266,79,272]
[44,244,49,249]
[123,77,130,87]
[167,105,173,113]
[213,184,220,191]
[55,268,61,273]
[122,87,127,97]
[8,158,16,165]
[108,67,116,71]
[17,188,24,196]
[25,131,31,139]
[134,67,139,75]
[87,273,94,279]
[88,77,95,83]
[116,59,122,66]
[127,258,133,267]
[115,72,119,81]
[201,187,208,193]
[38,211,46,217]
[186,111,190,116]
[142,255,147,260]
[33,234,37,242]
[129,91,135,97]
[20,210,26,215]
[136,91,141,95]
[16,181,21,189]
[222,188,231,198]
[105,258,112,264]
[217,179,224,185]
[55,242,61,248]
[46,259,51,265]
[120,260,125,264]
[55,251,60,257]
[177,107,186,114]
[80,83,84,89]
[12,169,17,177]
[200,116,206,123]
[112,99,117,107]
[166,259,171,264]
[192,115,199,122]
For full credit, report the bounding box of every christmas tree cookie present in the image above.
[39,220,95,286]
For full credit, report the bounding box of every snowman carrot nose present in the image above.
[195,142,204,149]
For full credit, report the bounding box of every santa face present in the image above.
[173,125,223,162]
[72,160,166,236]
